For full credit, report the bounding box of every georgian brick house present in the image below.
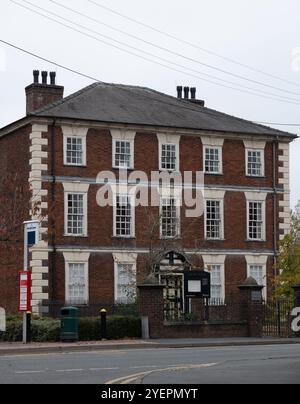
[0,71,297,315]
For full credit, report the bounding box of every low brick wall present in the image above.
[150,320,248,339]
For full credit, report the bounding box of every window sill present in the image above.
[159,169,180,173]
[205,238,225,242]
[160,236,182,241]
[64,234,89,238]
[245,175,265,179]
[246,239,266,242]
[112,236,136,240]
[204,172,223,176]
[63,164,87,168]
[112,167,135,171]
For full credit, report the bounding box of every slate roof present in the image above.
[25,82,297,138]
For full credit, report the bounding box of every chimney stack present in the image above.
[25,70,64,115]
[176,85,205,107]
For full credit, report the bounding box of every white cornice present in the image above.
[0,116,295,142]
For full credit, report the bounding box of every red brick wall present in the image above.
[43,127,279,251]
[0,123,282,312]
[0,125,31,313]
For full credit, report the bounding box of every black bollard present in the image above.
[26,311,31,343]
[100,309,107,340]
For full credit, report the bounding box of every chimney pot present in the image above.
[184,86,190,99]
[190,87,196,100]
[177,86,183,99]
[50,71,56,86]
[33,70,40,84]
[25,71,64,115]
[41,71,48,85]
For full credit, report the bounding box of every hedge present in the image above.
[0,315,141,342]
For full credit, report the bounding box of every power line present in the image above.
[0,39,100,82]
[254,122,300,126]
[47,0,300,102]
[44,0,300,98]
[18,0,300,103]
[9,0,300,106]
[88,0,300,89]
[0,38,296,134]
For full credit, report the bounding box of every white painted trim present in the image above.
[110,129,136,141]
[54,246,275,256]
[203,145,223,175]
[159,195,181,239]
[246,255,268,300]
[112,138,135,170]
[202,254,226,301]
[157,133,181,172]
[64,254,90,305]
[246,200,266,242]
[201,136,224,147]
[243,140,266,150]
[204,190,225,241]
[244,191,267,202]
[113,253,137,304]
[245,148,265,177]
[62,125,88,167]
[64,191,88,237]
[62,182,90,193]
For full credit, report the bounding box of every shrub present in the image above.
[78,315,141,341]
[0,315,141,342]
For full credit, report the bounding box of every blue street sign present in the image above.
[24,221,39,247]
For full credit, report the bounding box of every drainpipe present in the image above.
[273,137,279,277]
[50,119,57,306]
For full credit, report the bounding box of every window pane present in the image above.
[161,198,179,238]
[67,194,84,235]
[115,141,131,168]
[68,263,86,305]
[248,202,263,240]
[249,265,264,286]
[161,144,176,170]
[209,265,222,302]
[116,196,132,236]
[247,150,262,176]
[66,137,83,165]
[206,200,221,239]
[205,148,220,173]
[117,264,136,303]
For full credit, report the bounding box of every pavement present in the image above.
[0,337,300,355]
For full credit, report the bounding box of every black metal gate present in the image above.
[160,274,184,321]
[263,299,294,338]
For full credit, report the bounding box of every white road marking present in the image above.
[55,369,84,373]
[106,363,218,384]
[89,367,119,371]
[130,365,158,369]
[15,370,45,374]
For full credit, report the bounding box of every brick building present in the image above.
[0,71,297,315]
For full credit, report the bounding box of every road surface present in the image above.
[0,344,299,384]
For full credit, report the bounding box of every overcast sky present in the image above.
[1,0,299,207]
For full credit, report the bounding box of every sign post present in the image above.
[21,220,39,344]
